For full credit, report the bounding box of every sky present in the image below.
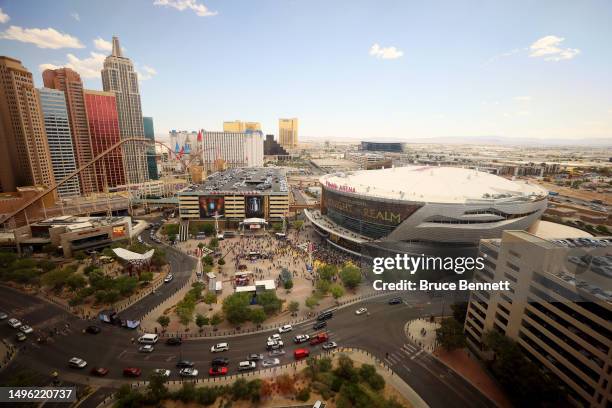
[0,0,611,142]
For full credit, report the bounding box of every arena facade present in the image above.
[305,166,548,258]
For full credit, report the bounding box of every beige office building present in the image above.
[223,121,261,132]
[0,57,56,199]
[465,230,611,407]
[279,118,298,148]
[101,37,149,184]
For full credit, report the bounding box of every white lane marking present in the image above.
[402,364,412,373]
[410,350,424,360]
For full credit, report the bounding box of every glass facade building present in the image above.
[38,88,81,198]
[143,117,158,179]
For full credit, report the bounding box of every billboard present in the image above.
[322,189,421,227]
[199,196,224,218]
[245,196,264,218]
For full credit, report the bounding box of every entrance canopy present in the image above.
[112,248,154,267]
[241,218,267,225]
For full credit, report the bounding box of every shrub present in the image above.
[296,387,310,402]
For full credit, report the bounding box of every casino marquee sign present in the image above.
[322,189,422,227]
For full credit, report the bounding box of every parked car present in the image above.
[247,353,264,361]
[19,325,33,334]
[278,324,293,333]
[313,321,327,330]
[68,357,87,368]
[138,345,154,353]
[7,318,22,328]
[180,368,199,377]
[322,342,338,350]
[294,348,310,359]
[176,360,195,368]
[85,325,101,334]
[15,332,26,342]
[208,366,228,376]
[210,342,229,353]
[212,357,229,366]
[309,332,329,346]
[90,367,109,377]
[293,334,310,344]
[267,334,282,342]
[266,340,284,350]
[238,361,256,371]
[0,311,8,320]
[123,367,141,377]
[165,337,182,346]
[269,349,286,357]
[153,369,171,377]
[262,358,280,367]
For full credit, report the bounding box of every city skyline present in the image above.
[0,1,610,142]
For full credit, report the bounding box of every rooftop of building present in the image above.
[321,165,548,203]
[179,167,288,195]
[32,215,129,229]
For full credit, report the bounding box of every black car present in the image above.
[313,321,327,330]
[317,310,333,321]
[388,297,402,305]
[166,337,182,346]
[176,360,194,368]
[211,357,229,366]
[85,325,101,334]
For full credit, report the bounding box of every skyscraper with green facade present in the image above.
[143,117,158,180]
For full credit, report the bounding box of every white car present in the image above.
[238,361,256,371]
[138,345,154,353]
[0,311,8,320]
[210,342,229,353]
[262,358,280,368]
[153,369,171,377]
[355,307,368,315]
[322,341,338,350]
[266,340,284,350]
[278,324,293,333]
[164,274,174,283]
[7,318,21,328]
[179,368,198,377]
[68,357,87,368]
[293,334,310,344]
[19,325,33,334]
[269,349,286,356]
[267,334,282,342]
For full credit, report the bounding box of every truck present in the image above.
[309,332,329,346]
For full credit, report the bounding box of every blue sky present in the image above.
[1,0,611,141]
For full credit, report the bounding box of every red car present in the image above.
[123,367,141,377]
[208,366,228,376]
[294,348,310,359]
[309,332,329,345]
[90,367,109,377]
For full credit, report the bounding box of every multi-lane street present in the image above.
[0,228,495,408]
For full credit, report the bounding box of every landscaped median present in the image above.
[99,348,423,408]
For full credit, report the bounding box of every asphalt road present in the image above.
[0,286,494,408]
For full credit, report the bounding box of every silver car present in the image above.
[262,358,280,368]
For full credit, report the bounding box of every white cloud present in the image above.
[0,8,10,24]
[93,37,112,52]
[70,12,80,22]
[153,0,217,17]
[513,96,531,102]
[137,65,157,80]
[529,35,580,61]
[369,43,403,60]
[39,52,105,78]
[0,25,84,49]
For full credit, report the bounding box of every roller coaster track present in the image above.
[0,137,193,227]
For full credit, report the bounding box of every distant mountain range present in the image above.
[302,135,612,147]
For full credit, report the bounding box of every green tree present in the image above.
[330,284,345,300]
[113,276,139,296]
[296,387,310,402]
[435,318,466,351]
[284,279,293,290]
[41,267,74,292]
[257,290,282,315]
[340,264,362,289]
[316,279,331,294]
[202,255,214,266]
[292,220,304,231]
[288,300,299,314]
[202,223,215,236]
[195,313,209,331]
[197,242,204,249]
[305,296,319,309]
[73,250,86,260]
[359,364,385,390]
[157,315,170,330]
[147,371,168,402]
[139,271,154,283]
[250,307,267,326]
[222,293,251,325]
[209,238,219,248]
[203,291,217,307]
[210,312,223,327]
[317,264,337,281]
[218,258,225,266]
[66,274,87,291]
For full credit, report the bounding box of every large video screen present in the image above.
[245,196,264,218]
[322,189,421,227]
[199,196,224,218]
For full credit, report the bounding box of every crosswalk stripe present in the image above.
[410,350,424,360]
[400,349,412,357]
[404,343,417,351]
